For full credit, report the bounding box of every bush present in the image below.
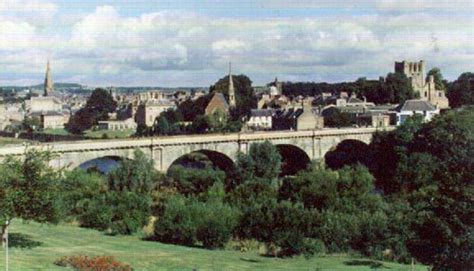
[55,255,132,271]
[167,165,225,196]
[153,195,239,248]
[78,192,151,235]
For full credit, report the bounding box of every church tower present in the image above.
[228,62,236,107]
[44,60,54,96]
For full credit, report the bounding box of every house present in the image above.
[135,99,176,126]
[356,112,391,128]
[39,111,65,129]
[98,118,137,131]
[247,109,273,130]
[395,99,440,125]
[273,101,324,131]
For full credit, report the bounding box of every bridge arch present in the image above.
[77,155,130,174]
[324,139,371,170]
[167,149,235,174]
[275,144,311,176]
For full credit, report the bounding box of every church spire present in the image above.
[228,62,236,107]
[44,60,53,96]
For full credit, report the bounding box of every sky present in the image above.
[0,0,473,87]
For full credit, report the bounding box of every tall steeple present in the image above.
[44,60,53,96]
[228,62,236,107]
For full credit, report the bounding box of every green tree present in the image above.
[426,67,447,90]
[234,141,282,184]
[385,72,417,104]
[402,109,474,269]
[21,116,41,132]
[447,72,474,108]
[0,150,63,246]
[154,115,170,135]
[108,149,159,194]
[206,109,228,132]
[66,88,117,134]
[153,194,238,248]
[210,74,257,120]
[167,165,225,196]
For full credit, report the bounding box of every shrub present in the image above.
[78,192,151,235]
[55,255,132,271]
[153,195,239,248]
[167,165,225,196]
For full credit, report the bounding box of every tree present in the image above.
[206,109,228,132]
[447,72,474,108]
[108,149,159,194]
[76,149,161,234]
[167,165,225,196]
[0,150,63,246]
[154,116,170,135]
[21,116,41,132]
[402,109,474,269]
[153,194,239,249]
[426,67,447,90]
[385,72,417,104]
[210,74,257,120]
[234,141,282,184]
[66,88,117,134]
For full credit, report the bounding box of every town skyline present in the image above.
[1,0,473,87]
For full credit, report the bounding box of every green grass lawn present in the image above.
[0,137,29,146]
[0,220,426,271]
[41,128,135,139]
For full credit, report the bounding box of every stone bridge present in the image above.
[0,127,394,173]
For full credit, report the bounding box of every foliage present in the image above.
[0,149,62,245]
[278,72,416,105]
[426,67,447,90]
[154,116,170,135]
[210,74,257,120]
[324,140,370,170]
[74,149,159,235]
[55,255,132,271]
[323,110,353,128]
[153,195,239,249]
[235,141,282,183]
[167,165,225,196]
[447,72,474,108]
[21,116,41,132]
[368,115,424,194]
[108,149,159,194]
[66,88,117,134]
[61,169,106,218]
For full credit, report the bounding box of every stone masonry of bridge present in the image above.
[0,127,394,172]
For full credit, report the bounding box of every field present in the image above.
[0,137,29,146]
[0,220,426,271]
[42,128,135,139]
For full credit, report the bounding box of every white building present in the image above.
[98,118,137,131]
[247,109,273,130]
[395,99,440,125]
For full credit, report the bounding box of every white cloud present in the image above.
[0,3,473,86]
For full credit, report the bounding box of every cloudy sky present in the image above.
[0,0,473,87]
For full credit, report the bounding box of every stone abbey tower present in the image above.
[395,60,449,109]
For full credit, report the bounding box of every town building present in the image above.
[98,118,137,131]
[205,92,229,116]
[246,109,273,130]
[395,60,449,109]
[273,101,324,131]
[135,99,176,126]
[395,99,440,125]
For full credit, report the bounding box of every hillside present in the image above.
[0,220,426,270]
